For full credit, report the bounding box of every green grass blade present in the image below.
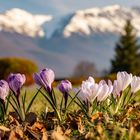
[10,93,20,109]
[22,91,27,114]
[7,98,22,120]
[25,88,41,114]
[60,96,63,114]
[40,90,62,121]
[5,94,11,115]
[52,88,57,107]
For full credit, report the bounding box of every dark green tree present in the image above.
[111,20,140,75]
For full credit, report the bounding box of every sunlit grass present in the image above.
[7,85,79,116]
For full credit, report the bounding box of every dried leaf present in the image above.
[64,129,71,136]
[31,122,46,133]
[15,126,23,138]
[9,127,23,140]
[9,115,20,126]
[0,126,10,132]
[56,126,63,135]
[91,112,103,122]
[96,123,103,134]
[77,117,85,134]
[51,130,69,140]
[8,130,16,140]
[27,127,41,140]
[42,132,48,140]
[85,132,94,139]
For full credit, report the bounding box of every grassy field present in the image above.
[16,85,79,115]
[1,84,140,140]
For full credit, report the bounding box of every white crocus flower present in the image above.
[131,76,140,93]
[80,77,113,103]
[97,82,113,102]
[90,83,102,102]
[113,72,132,98]
[117,71,132,91]
[80,76,95,102]
[113,80,121,98]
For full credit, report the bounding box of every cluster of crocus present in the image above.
[76,71,140,115]
[78,76,113,103]
[112,72,140,98]
[34,68,72,104]
[0,73,26,121]
[1,67,140,122]
[0,73,26,103]
[34,67,72,121]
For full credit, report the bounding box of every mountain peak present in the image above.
[62,5,140,37]
[0,8,52,37]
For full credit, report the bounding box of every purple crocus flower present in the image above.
[33,68,55,92]
[0,80,9,113]
[58,80,72,94]
[58,80,72,108]
[0,80,9,101]
[7,73,26,97]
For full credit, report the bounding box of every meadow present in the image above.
[0,70,140,140]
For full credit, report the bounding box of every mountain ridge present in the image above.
[0,5,140,77]
[0,8,52,37]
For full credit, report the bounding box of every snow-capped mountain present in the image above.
[0,8,52,37]
[1,5,140,38]
[53,5,140,37]
[1,5,140,77]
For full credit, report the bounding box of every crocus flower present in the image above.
[117,71,132,91]
[0,80,9,101]
[8,73,26,97]
[97,83,113,102]
[80,76,95,102]
[58,80,72,94]
[96,79,113,102]
[33,68,55,92]
[79,77,113,103]
[113,80,121,98]
[113,72,132,97]
[58,80,72,108]
[131,76,140,93]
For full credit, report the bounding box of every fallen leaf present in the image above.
[42,132,48,140]
[31,122,46,133]
[77,117,85,134]
[8,127,23,140]
[0,126,10,132]
[91,112,103,122]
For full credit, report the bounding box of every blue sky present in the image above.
[0,0,140,16]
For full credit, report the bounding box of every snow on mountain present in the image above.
[62,5,140,37]
[1,6,140,38]
[0,8,52,37]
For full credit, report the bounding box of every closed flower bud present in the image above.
[8,73,26,96]
[33,68,55,92]
[113,71,132,97]
[58,80,72,109]
[0,80,9,101]
[58,80,72,94]
[131,76,140,93]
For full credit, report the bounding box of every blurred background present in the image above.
[0,0,140,84]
